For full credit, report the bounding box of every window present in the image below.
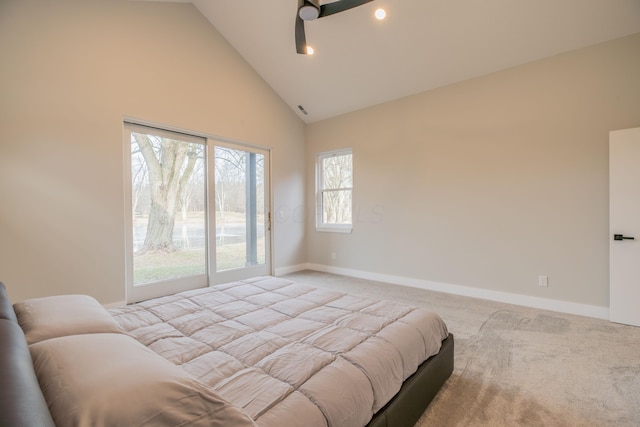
[316,148,353,233]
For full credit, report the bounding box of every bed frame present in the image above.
[0,281,453,427]
[0,282,55,427]
[367,333,453,427]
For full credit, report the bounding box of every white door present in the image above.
[610,127,640,327]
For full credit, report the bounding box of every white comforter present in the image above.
[109,276,449,427]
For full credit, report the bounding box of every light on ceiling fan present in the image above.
[375,8,386,20]
[299,5,320,21]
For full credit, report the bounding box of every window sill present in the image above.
[316,225,352,234]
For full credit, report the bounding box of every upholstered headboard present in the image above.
[0,282,55,427]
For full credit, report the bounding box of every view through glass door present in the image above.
[124,123,271,303]
[211,143,271,284]
[124,123,208,303]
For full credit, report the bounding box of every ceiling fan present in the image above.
[295,0,374,54]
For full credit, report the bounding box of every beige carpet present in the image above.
[283,270,640,427]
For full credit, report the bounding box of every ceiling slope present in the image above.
[141,0,640,123]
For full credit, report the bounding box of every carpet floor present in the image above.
[283,270,640,427]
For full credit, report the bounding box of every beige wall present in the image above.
[0,0,306,303]
[2,1,639,311]
[306,33,640,308]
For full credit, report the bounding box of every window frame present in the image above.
[315,148,353,233]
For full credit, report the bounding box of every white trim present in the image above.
[316,225,352,234]
[291,263,609,320]
[274,264,309,276]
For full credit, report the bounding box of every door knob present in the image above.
[614,234,635,241]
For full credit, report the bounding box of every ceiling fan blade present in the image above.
[295,12,307,54]
[319,0,374,18]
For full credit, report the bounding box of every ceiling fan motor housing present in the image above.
[299,0,321,21]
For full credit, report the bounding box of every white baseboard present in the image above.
[281,263,609,321]
[274,264,309,276]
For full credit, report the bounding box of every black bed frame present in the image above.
[367,333,454,427]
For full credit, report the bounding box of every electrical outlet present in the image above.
[538,275,548,287]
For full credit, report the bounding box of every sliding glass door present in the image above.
[124,123,208,303]
[211,142,271,284]
[124,123,271,303]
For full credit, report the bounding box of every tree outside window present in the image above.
[129,127,206,285]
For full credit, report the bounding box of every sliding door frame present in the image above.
[123,118,273,303]
[209,139,272,285]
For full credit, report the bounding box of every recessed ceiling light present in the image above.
[375,8,386,20]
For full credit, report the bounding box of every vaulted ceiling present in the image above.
[140,0,640,123]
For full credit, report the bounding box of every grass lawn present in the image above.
[134,239,265,284]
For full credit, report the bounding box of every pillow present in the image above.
[30,333,257,427]
[13,294,124,344]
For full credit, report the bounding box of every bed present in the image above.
[1,276,453,427]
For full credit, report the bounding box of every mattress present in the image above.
[109,276,449,427]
